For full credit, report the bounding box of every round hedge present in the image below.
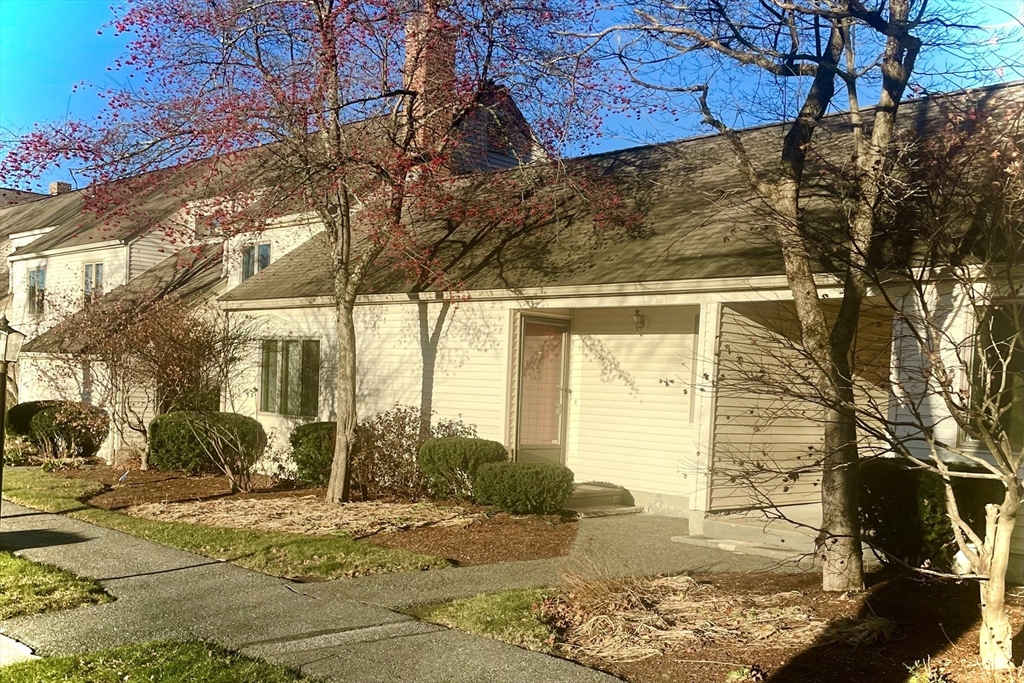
[148,411,267,474]
[474,461,574,514]
[290,421,336,486]
[28,402,109,459]
[7,400,59,437]
[860,457,1004,571]
[417,437,508,500]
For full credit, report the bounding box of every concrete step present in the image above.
[702,515,817,553]
[567,483,632,508]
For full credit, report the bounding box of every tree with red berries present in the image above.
[2,0,613,503]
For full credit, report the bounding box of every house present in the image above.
[216,81,1023,581]
[7,79,1022,582]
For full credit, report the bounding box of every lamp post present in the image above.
[0,315,26,515]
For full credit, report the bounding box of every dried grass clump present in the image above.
[542,573,829,662]
[126,496,481,537]
[818,615,896,647]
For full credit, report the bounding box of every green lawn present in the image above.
[2,640,313,682]
[0,551,112,619]
[2,467,451,580]
[412,588,556,652]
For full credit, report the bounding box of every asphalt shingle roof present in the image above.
[223,81,1024,302]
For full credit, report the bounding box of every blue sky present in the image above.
[0,1,127,135]
[0,0,1021,188]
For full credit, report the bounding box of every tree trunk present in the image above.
[818,402,865,592]
[978,502,1018,670]
[325,298,358,504]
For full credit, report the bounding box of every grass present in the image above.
[412,587,556,652]
[2,640,313,682]
[0,551,112,619]
[2,466,451,580]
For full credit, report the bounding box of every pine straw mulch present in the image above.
[124,496,484,538]
[541,574,841,663]
[539,572,1024,683]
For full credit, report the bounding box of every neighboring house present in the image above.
[0,182,180,338]
[0,185,52,311]
[19,243,226,461]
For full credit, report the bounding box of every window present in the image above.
[241,243,271,281]
[971,302,1023,450]
[260,339,320,417]
[28,267,45,315]
[84,262,104,300]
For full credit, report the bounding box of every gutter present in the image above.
[219,272,853,311]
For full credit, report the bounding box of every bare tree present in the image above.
[580,0,1009,593]
[2,0,612,504]
[33,264,261,469]
[713,87,1023,669]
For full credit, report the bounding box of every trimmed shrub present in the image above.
[148,412,267,482]
[474,461,575,514]
[860,458,1004,571]
[288,406,478,499]
[7,400,58,437]
[290,421,336,487]
[418,437,508,500]
[28,402,109,460]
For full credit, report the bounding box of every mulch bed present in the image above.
[55,464,578,566]
[372,513,578,566]
[563,572,1024,683]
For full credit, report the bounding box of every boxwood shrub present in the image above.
[148,411,266,475]
[28,402,109,459]
[290,421,336,487]
[474,461,575,514]
[7,400,59,437]
[417,437,508,500]
[860,457,1004,571]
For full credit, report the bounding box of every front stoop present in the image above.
[565,483,642,518]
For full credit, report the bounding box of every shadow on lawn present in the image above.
[0,529,90,552]
[769,575,988,682]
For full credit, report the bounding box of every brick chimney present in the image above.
[405,1,457,151]
[49,181,72,195]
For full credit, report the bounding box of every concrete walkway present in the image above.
[0,500,781,681]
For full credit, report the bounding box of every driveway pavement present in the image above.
[0,499,782,681]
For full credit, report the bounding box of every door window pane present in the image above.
[974,303,1024,449]
[519,321,565,445]
[301,340,320,417]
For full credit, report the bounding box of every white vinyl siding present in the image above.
[565,306,698,498]
[233,300,511,448]
[128,232,172,279]
[711,303,824,511]
[10,245,128,335]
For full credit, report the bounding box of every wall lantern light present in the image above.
[631,308,648,335]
